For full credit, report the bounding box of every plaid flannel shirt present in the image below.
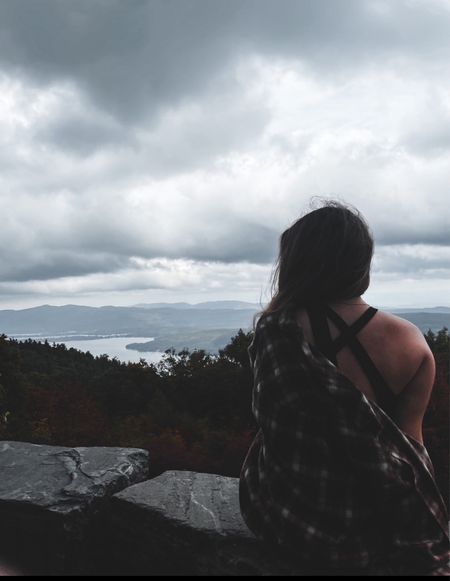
[239,308,450,576]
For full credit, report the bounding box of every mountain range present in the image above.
[1,302,448,354]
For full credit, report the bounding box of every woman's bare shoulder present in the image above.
[375,310,431,352]
[373,310,434,387]
[375,311,437,441]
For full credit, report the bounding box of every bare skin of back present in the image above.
[295,297,436,445]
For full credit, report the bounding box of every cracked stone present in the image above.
[0,441,150,574]
[104,471,308,576]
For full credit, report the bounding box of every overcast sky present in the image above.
[0,0,449,310]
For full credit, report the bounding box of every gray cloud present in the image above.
[0,0,448,124]
[35,83,270,168]
[0,250,131,283]
[373,244,450,277]
[405,126,450,158]
[0,0,449,307]
[372,212,450,246]
[1,218,278,284]
[36,113,128,157]
[0,0,238,122]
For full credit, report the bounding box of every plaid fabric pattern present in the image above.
[239,308,450,576]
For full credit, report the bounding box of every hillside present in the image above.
[0,303,258,338]
[0,327,448,508]
[126,328,243,354]
[1,302,448,355]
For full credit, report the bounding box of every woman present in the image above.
[239,200,449,576]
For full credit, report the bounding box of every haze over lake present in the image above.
[6,301,449,364]
[12,335,166,365]
[64,336,166,364]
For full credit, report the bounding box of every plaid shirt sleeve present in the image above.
[239,310,450,576]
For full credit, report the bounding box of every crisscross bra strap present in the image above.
[307,304,397,417]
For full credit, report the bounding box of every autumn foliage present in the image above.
[0,327,448,506]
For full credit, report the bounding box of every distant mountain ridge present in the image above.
[133,300,261,310]
[0,302,259,337]
[387,306,450,314]
[1,302,448,355]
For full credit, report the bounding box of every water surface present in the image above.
[12,335,165,365]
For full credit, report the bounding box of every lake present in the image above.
[11,335,166,365]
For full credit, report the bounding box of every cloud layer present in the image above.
[0,0,449,308]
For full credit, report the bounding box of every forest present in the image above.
[0,326,448,507]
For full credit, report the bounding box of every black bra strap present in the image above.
[331,307,378,353]
[324,306,397,416]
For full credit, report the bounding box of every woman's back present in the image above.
[240,304,449,576]
[295,300,436,443]
[240,202,448,574]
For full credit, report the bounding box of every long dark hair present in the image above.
[252,199,374,331]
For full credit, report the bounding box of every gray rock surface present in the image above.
[0,441,150,574]
[0,441,149,513]
[0,444,315,575]
[105,471,307,576]
[115,470,250,536]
